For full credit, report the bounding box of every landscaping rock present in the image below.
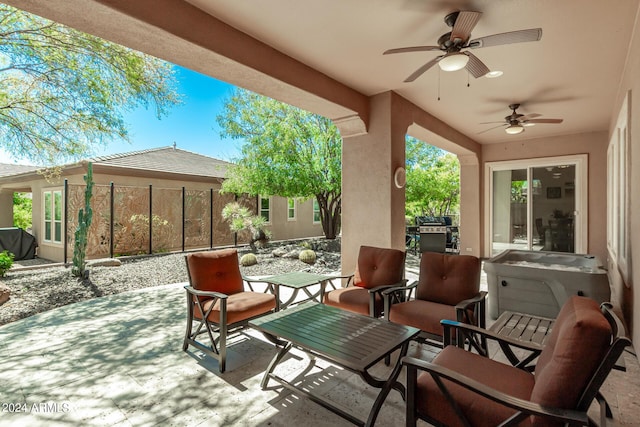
[271,247,289,257]
[0,284,10,306]
[87,258,122,267]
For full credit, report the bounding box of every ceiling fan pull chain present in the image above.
[438,68,441,101]
[467,71,470,87]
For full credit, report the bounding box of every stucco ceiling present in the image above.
[182,0,639,145]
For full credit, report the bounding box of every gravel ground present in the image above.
[0,239,343,326]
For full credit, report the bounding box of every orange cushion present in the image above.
[417,345,535,427]
[194,291,276,324]
[416,252,480,305]
[388,299,456,335]
[323,287,383,316]
[353,246,405,289]
[186,249,243,295]
[531,296,611,414]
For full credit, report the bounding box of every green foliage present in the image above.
[240,253,258,267]
[0,250,14,277]
[298,249,316,265]
[222,202,272,251]
[217,88,342,239]
[405,136,460,222]
[12,192,32,230]
[0,4,181,165]
[72,163,93,278]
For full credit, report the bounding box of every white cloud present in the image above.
[0,148,33,165]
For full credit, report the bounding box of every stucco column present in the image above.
[458,155,482,258]
[340,92,408,273]
[0,190,14,228]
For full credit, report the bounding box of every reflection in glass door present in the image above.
[490,160,580,256]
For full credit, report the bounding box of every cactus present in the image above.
[72,163,94,278]
[240,253,258,267]
[299,249,316,264]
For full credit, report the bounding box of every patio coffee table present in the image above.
[250,302,420,427]
[261,271,333,310]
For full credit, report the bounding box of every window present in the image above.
[312,199,321,224]
[287,198,296,221]
[43,189,63,244]
[259,196,271,224]
[608,92,629,281]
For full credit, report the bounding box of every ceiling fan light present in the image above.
[438,52,469,71]
[505,124,524,135]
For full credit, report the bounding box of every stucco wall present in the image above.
[265,197,325,241]
[609,7,640,343]
[481,131,608,261]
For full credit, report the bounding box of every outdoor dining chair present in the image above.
[183,248,276,373]
[323,245,406,317]
[383,251,485,348]
[402,296,631,427]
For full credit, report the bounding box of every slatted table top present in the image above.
[260,271,332,289]
[489,311,555,347]
[250,302,420,371]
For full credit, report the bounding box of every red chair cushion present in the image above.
[531,296,612,415]
[195,291,276,324]
[186,249,244,295]
[416,252,480,305]
[323,287,383,316]
[417,345,535,427]
[388,299,455,336]
[353,245,405,289]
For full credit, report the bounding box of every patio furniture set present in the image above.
[182,246,630,427]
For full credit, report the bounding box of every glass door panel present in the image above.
[491,169,528,256]
[532,165,576,252]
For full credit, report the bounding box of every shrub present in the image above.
[240,253,258,267]
[299,249,316,264]
[222,202,272,251]
[0,250,15,277]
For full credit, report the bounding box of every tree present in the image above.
[217,88,342,239]
[12,192,31,229]
[405,136,460,221]
[0,4,180,165]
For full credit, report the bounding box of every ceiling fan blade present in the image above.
[451,11,482,42]
[404,56,442,82]
[477,124,507,134]
[467,28,542,49]
[464,52,490,78]
[479,121,505,125]
[525,118,564,124]
[518,113,542,121]
[383,45,441,55]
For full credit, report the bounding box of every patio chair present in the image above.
[323,245,406,317]
[183,248,276,373]
[402,296,631,427]
[383,251,485,348]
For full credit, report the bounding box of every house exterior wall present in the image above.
[3,170,324,263]
[0,190,13,227]
[480,131,608,262]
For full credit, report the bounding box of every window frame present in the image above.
[258,195,272,224]
[287,198,296,221]
[43,188,64,245]
[312,199,321,224]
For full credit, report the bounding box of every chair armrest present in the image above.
[368,279,408,294]
[242,276,274,293]
[381,280,418,296]
[402,356,589,425]
[454,291,487,311]
[323,273,355,291]
[184,285,228,300]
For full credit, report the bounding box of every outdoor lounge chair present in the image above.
[183,248,276,373]
[323,245,406,317]
[383,251,485,348]
[402,296,631,427]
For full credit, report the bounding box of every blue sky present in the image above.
[0,65,243,165]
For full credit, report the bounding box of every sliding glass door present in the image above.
[486,156,587,257]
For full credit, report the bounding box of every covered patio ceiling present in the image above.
[6,0,639,146]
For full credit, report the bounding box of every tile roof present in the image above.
[0,163,39,178]
[89,146,232,178]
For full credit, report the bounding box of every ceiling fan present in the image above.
[383,11,542,82]
[479,103,564,135]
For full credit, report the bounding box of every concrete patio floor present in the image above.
[1,271,639,426]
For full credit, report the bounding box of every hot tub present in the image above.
[484,250,610,319]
